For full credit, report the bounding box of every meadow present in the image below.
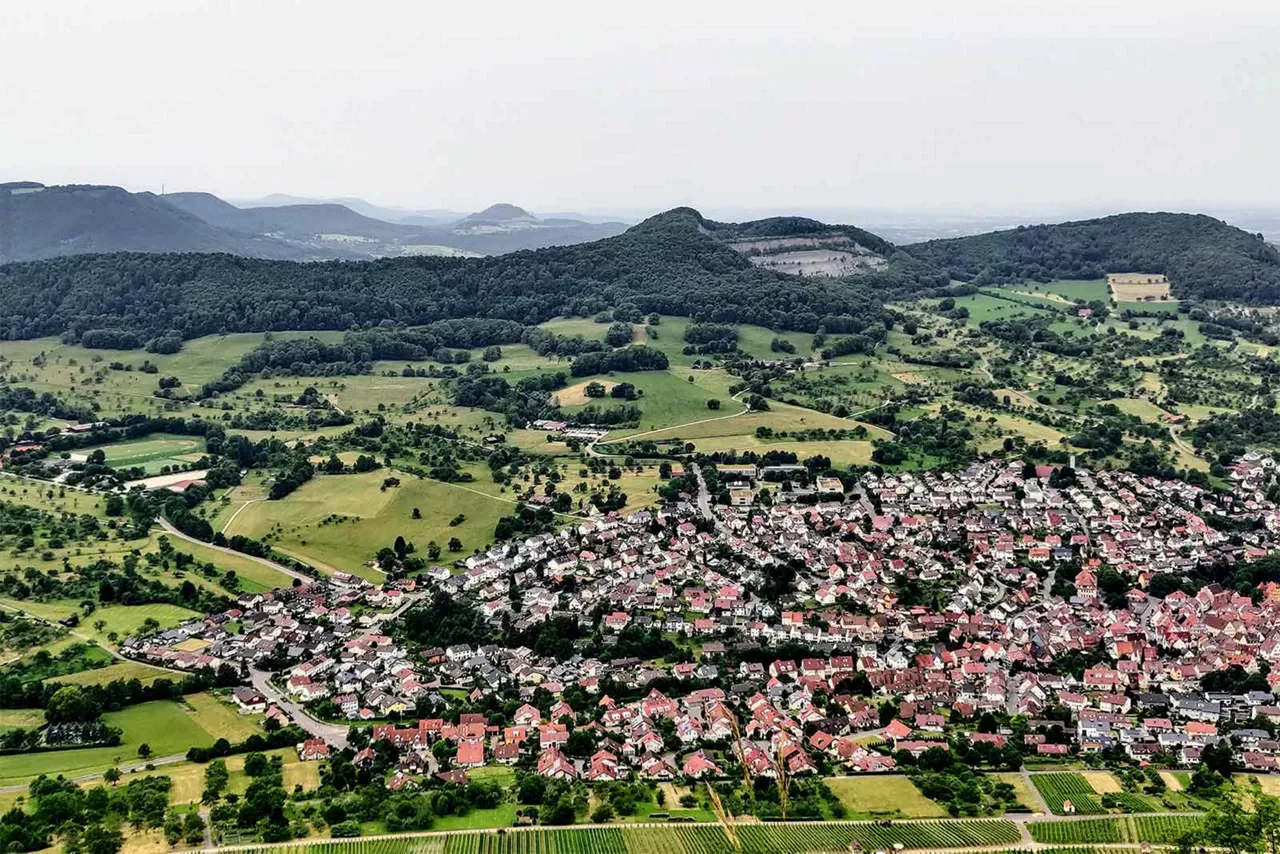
[0,693,258,785]
[221,469,513,577]
[824,775,948,818]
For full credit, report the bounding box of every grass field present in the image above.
[944,293,1057,324]
[1024,279,1111,303]
[991,772,1041,813]
[48,660,179,686]
[0,708,44,729]
[0,599,198,646]
[824,775,947,818]
[1081,771,1121,794]
[223,470,513,576]
[623,399,886,444]
[151,529,296,591]
[0,695,235,784]
[669,435,875,466]
[83,433,205,474]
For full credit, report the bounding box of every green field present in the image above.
[943,293,1057,324]
[825,775,948,818]
[1008,279,1110,304]
[0,332,343,417]
[559,370,735,433]
[0,599,198,646]
[222,469,513,576]
[1031,773,1108,815]
[0,695,242,784]
[88,433,205,474]
[48,659,179,686]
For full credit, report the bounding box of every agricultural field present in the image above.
[1031,773,1108,815]
[824,775,948,818]
[1029,814,1202,845]
[235,820,1022,854]
[1108,273,1171,302]
[1029,817,1122,844]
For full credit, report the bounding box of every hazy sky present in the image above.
[5,0,1279,216]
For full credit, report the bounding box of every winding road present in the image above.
[157,517,312,584]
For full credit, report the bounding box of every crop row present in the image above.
[232,821,1023,854]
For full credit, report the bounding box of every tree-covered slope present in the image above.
[0,208,902,342]
[0,184,316,263]
[904,212,1280,302]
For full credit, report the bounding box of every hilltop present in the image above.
[905,212,1280,302]
[0,207,908,342]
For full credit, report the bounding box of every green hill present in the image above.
[0,208,907,343]
[904,212,1280,302]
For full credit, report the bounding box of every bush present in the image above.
[330,821,361,838]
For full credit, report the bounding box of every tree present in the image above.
[103,767,121,785]
[584,381,606,398]
[707,399,721,410]
[1256,792,1280,854]
[448,537,463,552]
[82,824,124,854]
[1200,791,1261,854]
[138,743,152,759]
[427,540,441,560]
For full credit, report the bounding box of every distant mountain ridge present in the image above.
[0,183,321,263]
[0,182,630,264]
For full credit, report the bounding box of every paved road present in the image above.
[250,667,350,749]
[0,752,189,794]
[690,463,714,521]
[158,517,312,584]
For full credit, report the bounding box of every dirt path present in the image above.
[220,499,264,534]
[603,392,750,446]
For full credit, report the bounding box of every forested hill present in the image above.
[0,208,916,343]
[0,183,320,263]
[904,212,1280,302]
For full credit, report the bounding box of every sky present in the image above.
[4,0,1279,218]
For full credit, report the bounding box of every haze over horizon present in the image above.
[5,0,1279,217]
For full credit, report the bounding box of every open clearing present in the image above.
[824,775,947,818]
[48,660,176,686]
[223,469,513,576]
[1108,272,1171,302]
[553,379,617,405]
[992,772,1042,813]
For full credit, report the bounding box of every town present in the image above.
[116,453,1280,791]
